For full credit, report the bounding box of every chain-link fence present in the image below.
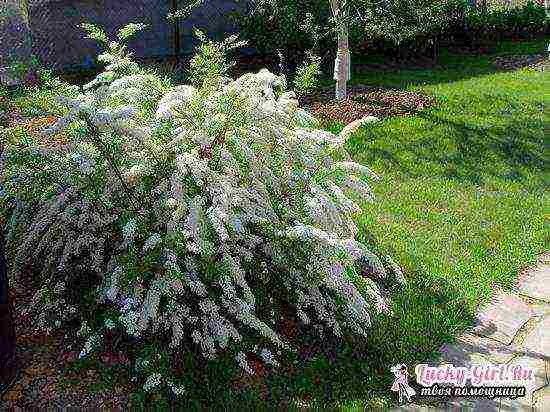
[1,0,248,73]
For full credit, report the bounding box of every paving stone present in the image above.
[447,398,499,412]
[537,254,550,265]
[472,292,533,345]
[393,404,445,411]
[518,264,550,304]
[440,333,518,366]
[498,355,548,411]
[521,316,550,363]
[530,303,550,317]
[391,404,424,411]
[407,256,550,412]
[439,343,493,370]
[532,384,550,412]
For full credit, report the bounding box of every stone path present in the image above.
[398,253,550,412]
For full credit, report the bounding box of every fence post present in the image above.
[171,0,181,67]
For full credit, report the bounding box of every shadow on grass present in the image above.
[346,98,546,188]
[346,38,548,89]
[280,271,476,408]
[406,110,545,186]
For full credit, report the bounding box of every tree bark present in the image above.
[335,30,349,101]
[330,0,350,101]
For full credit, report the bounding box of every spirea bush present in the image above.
[0,28,404,399]
[188,29,248,88]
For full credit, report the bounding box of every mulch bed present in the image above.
[1,268,134,410]
[491,53,548,72]
[299,85,437,125]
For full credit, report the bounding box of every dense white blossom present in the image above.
[260,348,279,367]
[143,373,163,392]
[168,381,187,396]
[156,85,196,121]
[236,351,254,375]
[1,65,405,394]
[143,233,162,252]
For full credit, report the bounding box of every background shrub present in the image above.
[292,52,322,96]
[452,0,548,46]
[233,0,548,75]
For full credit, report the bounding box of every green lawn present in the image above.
[315,39,548,409]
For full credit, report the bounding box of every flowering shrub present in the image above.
[0,27,404,400]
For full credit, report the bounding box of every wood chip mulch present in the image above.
[491,53,548,72]
[1,267,135,411]
[299,85,437,125]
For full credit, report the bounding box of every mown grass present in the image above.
[313,38,548,408]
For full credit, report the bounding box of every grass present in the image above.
[312,38,548,408]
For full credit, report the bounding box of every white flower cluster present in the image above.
[168,380,186,396]
[79,332,103,359]
[1,63,405,391]
[143,373,163,392]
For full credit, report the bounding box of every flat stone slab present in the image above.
[498,355,548,411]
[391,404,438,411]
[446,398,499,412]
[439,333,518,366]
[521,316,550,364]
[530,302,550,317]
[533,384,550,412]
[518,263,550,303]
[472,292,533,345]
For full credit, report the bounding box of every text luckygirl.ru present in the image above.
[414,363,536,387]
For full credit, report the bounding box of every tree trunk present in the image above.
[334,29,349,101]
[432,35,439,64]
[330,0,350,101]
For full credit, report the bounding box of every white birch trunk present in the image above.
[330,0,350,101]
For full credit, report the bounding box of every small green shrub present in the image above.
[459,0,548,44]
[230,0,331,56]
[188,29,247,88]
[292,52,322,96]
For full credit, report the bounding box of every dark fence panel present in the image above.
[0,0,33,68]
[18,0,249,72]
[27,0,173,71]
[176,0,246,52]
